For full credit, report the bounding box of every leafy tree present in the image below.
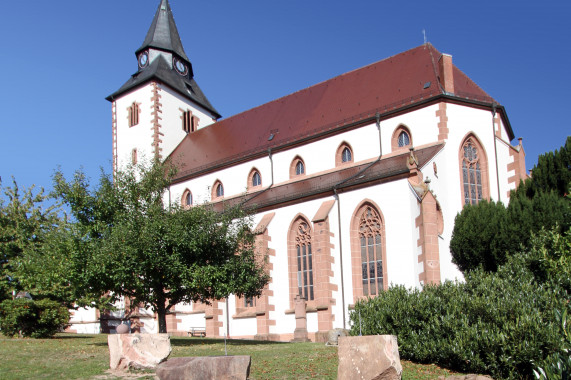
[53,160,269,333]
[516,135,570,199]
[0,178,66,302]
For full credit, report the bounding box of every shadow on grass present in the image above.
[171,337,287,347]
[85,336,289,347]
[54,334,95,340]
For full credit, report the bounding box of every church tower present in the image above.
[106,0,220,171]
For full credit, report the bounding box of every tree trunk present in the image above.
[156,293,168,334]
[157,307,167,333]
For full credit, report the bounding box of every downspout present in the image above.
[332,189,346,328]
[226,296,230,338]
[492,103,501,203]
[333,113,383,329]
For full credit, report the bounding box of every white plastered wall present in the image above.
[115,86,155,169]
[159,84,217,160]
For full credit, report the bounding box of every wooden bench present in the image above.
[188,327,206,337]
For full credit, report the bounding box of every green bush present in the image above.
[534,308,571,380]
[0,298,70,338]
[351,229,570,379]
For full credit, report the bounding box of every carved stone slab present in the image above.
[337,335,402,380]
[108,333,171,370]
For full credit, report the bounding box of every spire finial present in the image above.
[136,0,189,62]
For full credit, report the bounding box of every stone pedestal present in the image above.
[337,335,402,380]
[292,295,310,342]
[108,333,171,370]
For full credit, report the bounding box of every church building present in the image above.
[68,0,527,341]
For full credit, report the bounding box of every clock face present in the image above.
[138,52,149,68]
[173,57,188,75]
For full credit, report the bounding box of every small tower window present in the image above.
[131,148,137,165]
[128,102,140,127]
[182,110,199,133]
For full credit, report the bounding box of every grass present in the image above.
[0,333,464,379]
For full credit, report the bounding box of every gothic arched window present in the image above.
[391,125,413,151]
[460,136,489,205]
[358,206,384,296]
[212,180,224,200]
[351,201,386,300]
[290,157,306,178]
[398,131,410,147]
[296,161,304,175]
[289,217,314,301]
[182,189,192,208]
[342,147,352,162]
[335,142,354,166]
[252,172,262,187]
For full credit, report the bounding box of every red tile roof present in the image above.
[169,44,499,181]
[211,142,446,213]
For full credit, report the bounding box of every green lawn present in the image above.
[0,333,463,379]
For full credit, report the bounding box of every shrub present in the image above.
[534,308,571,380]
[350,229,570,379]
[0,298,70,338]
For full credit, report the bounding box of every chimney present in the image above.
[438,54,454,94]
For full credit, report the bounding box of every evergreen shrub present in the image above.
[350,229,570,379]
[0,298,70,338]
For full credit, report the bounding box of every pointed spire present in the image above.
[136,0,189,62]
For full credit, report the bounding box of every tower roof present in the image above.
[106,55,220,118]
[107,0,219,118]
[136,0,189,62]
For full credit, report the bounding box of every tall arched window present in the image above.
[391,125,413,151]
[288,216,314,302]
[459,135,489,206]
[358,207,384,296]
[351,201,386,300]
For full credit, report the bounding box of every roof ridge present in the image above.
[215,44,440,124]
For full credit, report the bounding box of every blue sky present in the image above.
[0,0,569,193]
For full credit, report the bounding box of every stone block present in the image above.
[338,335,402,380]
[156,356,251,380]
[325,328,349,346]
[108,333,171,370]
